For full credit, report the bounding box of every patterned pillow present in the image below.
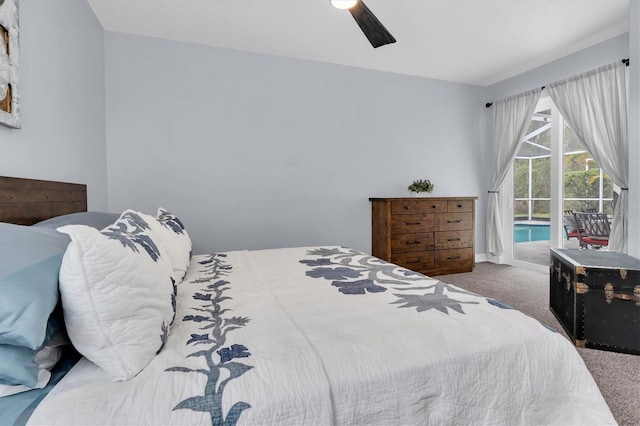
[0,223,69,349]
[57,210,174,381]
[154,207,192,283]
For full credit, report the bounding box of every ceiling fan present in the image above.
[331,0,396,48]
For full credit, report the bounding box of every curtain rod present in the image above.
[484,58,630,108]
[485,88,544,108]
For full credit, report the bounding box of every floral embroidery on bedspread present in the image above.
[300,247,481,315]
[166,254,253,426]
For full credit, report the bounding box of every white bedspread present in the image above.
[28,246,616,425]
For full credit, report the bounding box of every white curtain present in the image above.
[547,62,628,252]
[486,89,542,257]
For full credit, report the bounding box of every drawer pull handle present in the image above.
[447,238,461,242]
[406,222,421,225]
[457,204,463,208]
[404,206,409,210]
[432,205,437,209]
[406,260,420,264]
[447,256,461,260]
[406,240,421,245]
[604,283,640,306]
[447,219,462,224]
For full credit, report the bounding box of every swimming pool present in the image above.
[514,224,550,243]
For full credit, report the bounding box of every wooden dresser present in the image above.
[370,197,477,276]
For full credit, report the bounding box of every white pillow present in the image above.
[57,210,174,381]
[153,207,192,283]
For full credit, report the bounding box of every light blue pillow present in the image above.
[0,223,70,349]
[0,328,64,388]
[33,211,119,230]
[0,344,40,387]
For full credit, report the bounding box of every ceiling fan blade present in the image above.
[348,0,396,48]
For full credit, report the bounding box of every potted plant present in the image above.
[408,179,434,197]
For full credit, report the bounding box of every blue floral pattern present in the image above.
[306,267,362,281]
[487,298,512,310]
[392,283,479,314]
[170,277,178,324]
[217,344,251,363]
[101,211,162,262]
[166,254,253,426]
[157,322,169,354]
[158,208,187,235]
[301,247,481,315]
[332,279,386,295]
[302,247,425,287]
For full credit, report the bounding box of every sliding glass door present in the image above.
[508,97,614,268]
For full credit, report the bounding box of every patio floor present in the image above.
[514,238,581,266]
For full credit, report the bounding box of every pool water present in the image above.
[514,224,550,243]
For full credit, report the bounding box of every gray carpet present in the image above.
[439,262,640,426]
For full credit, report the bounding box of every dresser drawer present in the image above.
[391,251,435,271]
[391,214,435,234]
[448,199,474,213]
[435,230,473,249]
[391,200,447,215]
[391,232,435,254]
[435,248,474,268]
[435,213,473,231]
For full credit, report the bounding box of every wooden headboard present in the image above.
[0,176,87,225]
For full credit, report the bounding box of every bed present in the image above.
[0,176,616,425]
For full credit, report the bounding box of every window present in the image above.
[563,124,614,215]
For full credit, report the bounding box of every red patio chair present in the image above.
[563,210,580,240]
[572,212,610,249]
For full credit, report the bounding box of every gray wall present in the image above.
[104,32,487,255]
[0,0,107,210]
[486,33,629,101]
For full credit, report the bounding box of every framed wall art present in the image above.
[0,0,20,128]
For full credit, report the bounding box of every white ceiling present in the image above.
[87,0,630,87]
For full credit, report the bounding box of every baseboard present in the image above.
[475,253,548,273]
[476,253,504,263]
